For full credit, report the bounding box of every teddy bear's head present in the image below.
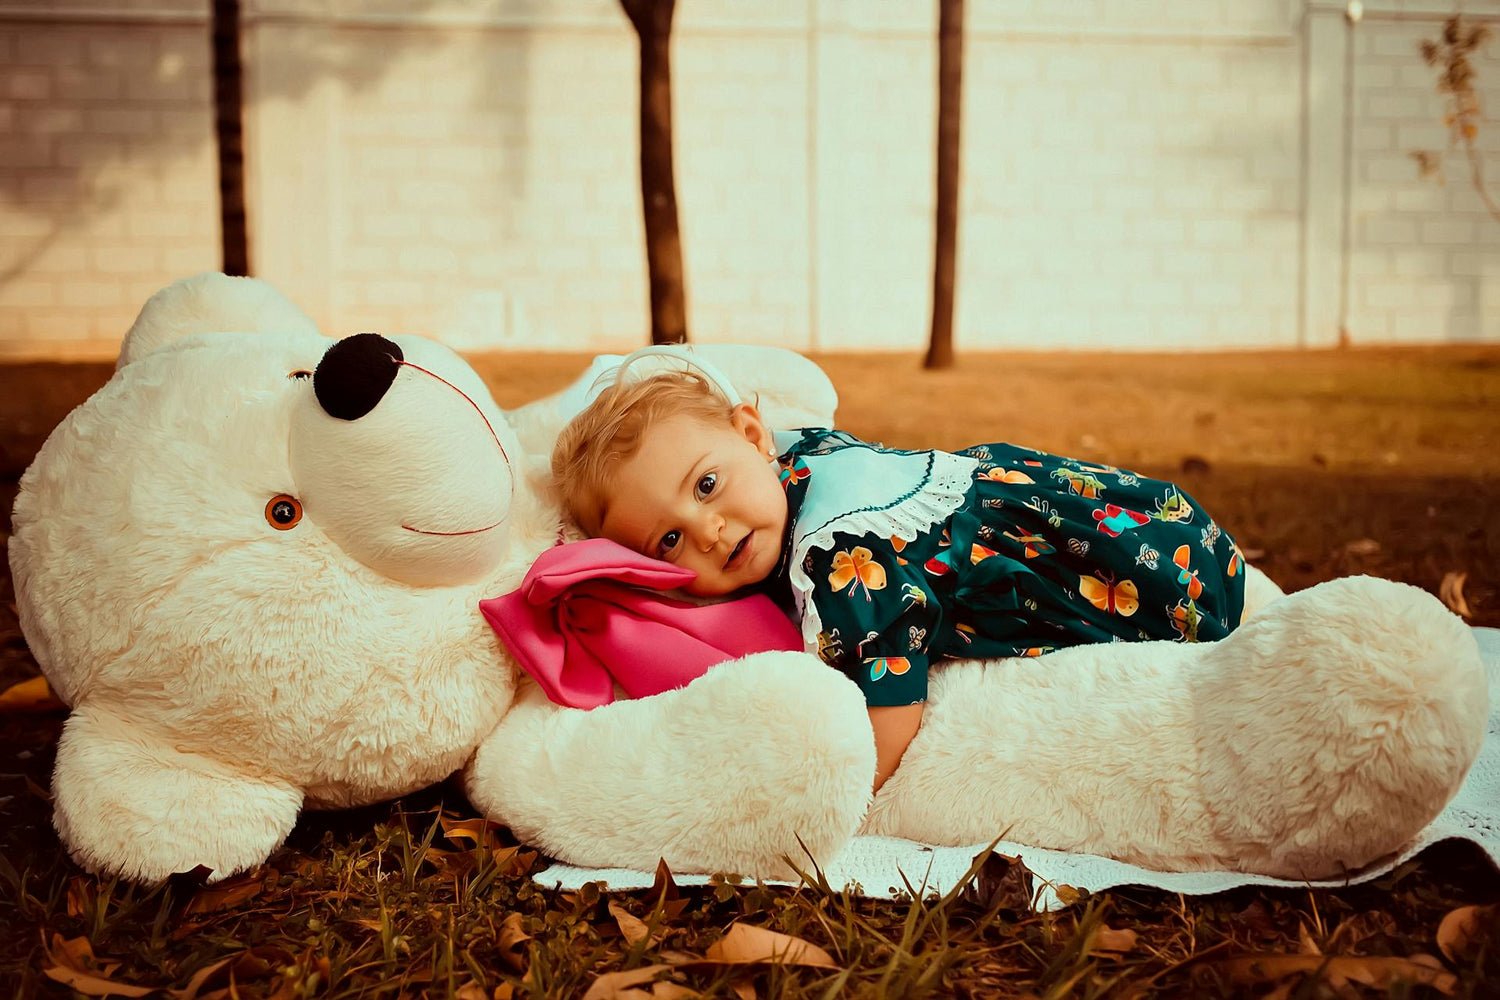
[10,274,549,807]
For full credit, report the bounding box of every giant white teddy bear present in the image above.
[9,273,1489,886]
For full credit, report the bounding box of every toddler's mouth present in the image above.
[725,533,751,570]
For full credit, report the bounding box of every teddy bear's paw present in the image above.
[1195,575,1488,878]
[52,704,304,883]
[466,651,873,880]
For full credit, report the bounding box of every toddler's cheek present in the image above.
[683,579,719,598]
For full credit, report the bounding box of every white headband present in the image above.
[595,344,743,407]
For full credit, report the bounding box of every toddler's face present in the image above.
[595,406,787,596]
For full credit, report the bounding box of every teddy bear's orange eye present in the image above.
[288,370,312,380]
[265,495,303,530]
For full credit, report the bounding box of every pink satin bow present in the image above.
[480,537,803,709]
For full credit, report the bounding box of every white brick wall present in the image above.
[0,8,218,352]
[1347,14,1500,344]
[1,0,1497,357]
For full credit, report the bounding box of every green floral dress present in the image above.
[772,429,1246,707]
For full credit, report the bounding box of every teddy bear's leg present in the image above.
[1191,575,1487,876]
[864,576,1487,878]
[465,651,873,879]
[52,703,304,883]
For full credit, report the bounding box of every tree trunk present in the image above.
[622,0,688,344]
[211,0,250,276]
[924,0,964,370]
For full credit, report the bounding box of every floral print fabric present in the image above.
[776,430,1246,707]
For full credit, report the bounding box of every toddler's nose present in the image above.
[691,515,723,550]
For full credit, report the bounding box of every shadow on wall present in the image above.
[0,0,542,293]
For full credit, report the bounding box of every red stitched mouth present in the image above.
[402,519,503,537]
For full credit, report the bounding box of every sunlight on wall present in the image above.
[0,0,1496,358]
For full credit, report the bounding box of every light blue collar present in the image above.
[774,429,978,649]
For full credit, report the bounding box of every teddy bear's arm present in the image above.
[465,650,874,879]
[51,702,303,883]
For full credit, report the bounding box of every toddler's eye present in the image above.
[657,530,682,557]
[694,473,717,500]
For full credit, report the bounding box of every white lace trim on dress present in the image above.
[787,448,979,652]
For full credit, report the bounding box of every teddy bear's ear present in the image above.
[116,272,323,370]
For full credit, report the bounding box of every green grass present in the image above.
[5,794,1498,998]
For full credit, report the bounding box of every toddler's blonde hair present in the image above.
[552,369,736,535]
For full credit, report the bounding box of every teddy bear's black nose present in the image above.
[314,333,405,421]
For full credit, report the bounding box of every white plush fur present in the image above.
[116,271,321,369]
[862,575,1487,877]
[9,273,1488,884]
[466,654,874,879]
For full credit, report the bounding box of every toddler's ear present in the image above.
[730,403,774,453]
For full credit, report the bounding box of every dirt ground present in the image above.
[1,345,1498,996]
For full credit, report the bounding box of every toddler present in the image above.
[551,358,1245,791]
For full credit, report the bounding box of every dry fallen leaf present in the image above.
[497,910,531,972]
[1437,902,1497,963]
[43,936,153,997]
[440,815,507,851]
[48,935,103,973]
[499,911,531,950]
[962,851,1033,912]
[65,878,91,919]
[610,900,655,947]
[703,923,837,969]
[650,857,680,901]
[501,848,540,877]
[580,963,674,1000]
[1233,901,1279,941]
[0,674,64,713]
[169,957,235,1000]
[1090,926,1138,955]
[48,935,91,965]
[650,983,697,999]
[1440,572,1473,618]
[42,966,156,998]
[1214,953,1456,995]
[455,981,488,1000]
[1050,883,1082,907]
[184,872,264,915]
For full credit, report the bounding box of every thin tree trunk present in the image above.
[623,0,688,344]
[925,0,963,370]
[211,0,250,276]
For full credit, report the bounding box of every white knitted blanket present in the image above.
[535,627,1500,909]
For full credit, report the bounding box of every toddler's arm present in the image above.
[868,703,924,792]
